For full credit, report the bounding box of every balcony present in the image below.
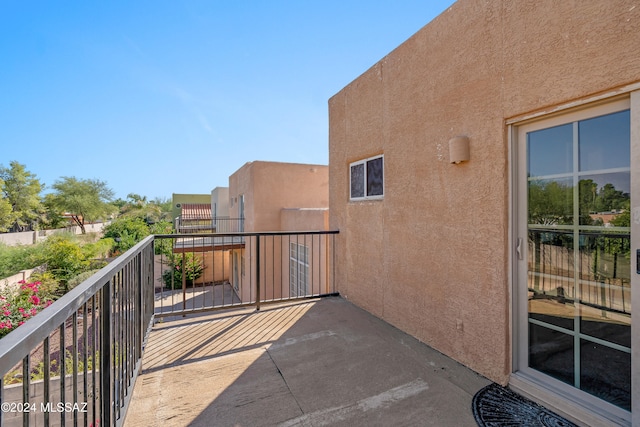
[174,216,244,234]
[0,231,491,427]
[125,296,490,426]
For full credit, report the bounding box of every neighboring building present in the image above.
[176,203,212,233]
[329,1,639,426]
[171,193,212,232]
[228,161,328,232]
[227,161,330,303]
[211,187,233,232]
[169,162,331,304]
[211,187,229,219]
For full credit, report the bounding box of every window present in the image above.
[290,243,309,297]
[350,155,384,200]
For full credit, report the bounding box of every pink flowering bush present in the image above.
[0,281,54,338]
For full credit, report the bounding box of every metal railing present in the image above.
[0,236,155,427]
[528,229,631,314]
[154,231,338,317]
[0,230,338,425]
[174,217,244,234]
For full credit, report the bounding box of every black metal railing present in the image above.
[0,230,338,426]
[528,229,631,314]
[0,236,155,427]
[153,231,338,317]
[174,217,244,234]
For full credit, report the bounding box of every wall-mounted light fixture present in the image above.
[449,136,470,164]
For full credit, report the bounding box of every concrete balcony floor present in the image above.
[124,296,490,426]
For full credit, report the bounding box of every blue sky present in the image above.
[0,1,454,200]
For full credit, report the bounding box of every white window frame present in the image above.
[350,154,384,201]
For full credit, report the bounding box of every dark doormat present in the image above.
[472,383,578,426]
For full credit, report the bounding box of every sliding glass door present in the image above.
[515,97,635,417]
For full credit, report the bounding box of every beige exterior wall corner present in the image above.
[329,0,640,387]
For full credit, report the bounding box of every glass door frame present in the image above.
[510,92,639,426]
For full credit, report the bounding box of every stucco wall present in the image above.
[329,0,640,384]
[228,161,330,304]
[229,161,329,232]
[0,222,108,247]
[211,187,230,218]
[280,208,329,231]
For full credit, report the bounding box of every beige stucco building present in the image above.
[329,1,640,426]
[228,161,329,232]
[167,163,331,303]
[227,161,331,303]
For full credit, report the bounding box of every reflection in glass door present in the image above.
[520,102,631,411]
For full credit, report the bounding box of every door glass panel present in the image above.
[578,173,631,226]
[580,340,631,411]
[529,323,574,386]
[528,230,575,331]
[529,178,574,225]
[579,110,630,171]
[528,123,573,176]
[578,231,632,337]
[524,106,631,411]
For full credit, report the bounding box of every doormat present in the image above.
[472,383,577,427]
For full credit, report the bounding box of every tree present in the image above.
[41,195,68,230]
[0,161,44,231]
[117,193,172,224]
[48,177,116,234]
[528,180,573,226]
[0,185,15,232]
[596,183,629,212]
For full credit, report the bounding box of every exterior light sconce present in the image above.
[449,136,470,164]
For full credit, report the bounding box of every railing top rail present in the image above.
[155,230,339,239]
[0,235,155,375]
[528,227,630,239]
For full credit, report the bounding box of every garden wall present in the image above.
[0,222,109,247]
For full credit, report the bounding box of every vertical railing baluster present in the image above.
[72,311,78,427]
[118,270,124,420]
[137,252,143,377]
[44,336,50,427]
[23,355,29,427]
[114,272,119,420]
[60,323,66,427]
[181,251,186,313]
[1,377,4,426]
[271,235,275,301]
[100,280,112,427]
[256,235,261,311]
[333,233,336,293]
[0,377,4,426]
[82,303,88,427]
[90,296,96,427]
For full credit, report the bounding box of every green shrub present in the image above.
[0,243,42,278]
[37,235,89,285]
[103,217,150,254]
[162,253,205,289]
[82,237,115,260]
[28,272,62,299]
[149,221,173,256]
[66,269,102,290]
